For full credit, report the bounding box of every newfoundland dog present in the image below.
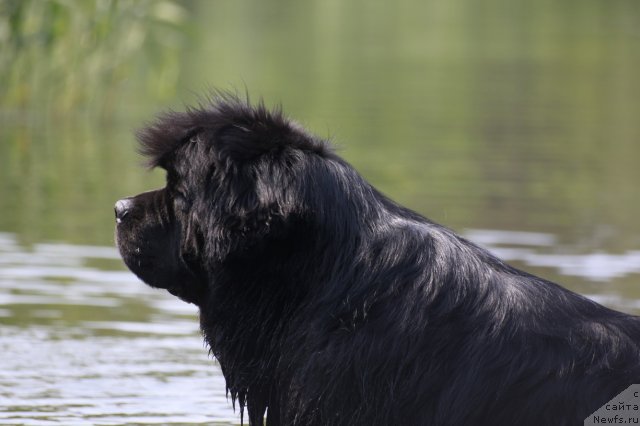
[115,95,640,426]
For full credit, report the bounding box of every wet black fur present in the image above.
[116,94,640,425]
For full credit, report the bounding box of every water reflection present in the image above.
[464,229,640,313]
[0,233,239,425]
[0,329,233,426]
[465,229,640,283]
[1,228,639,423]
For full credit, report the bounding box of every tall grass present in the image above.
[0,0,190,117]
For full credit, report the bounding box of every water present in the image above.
[0,233,239,425]
[1,0,639,423]
[1,228,639,424]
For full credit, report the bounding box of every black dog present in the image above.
[115,95,640,425]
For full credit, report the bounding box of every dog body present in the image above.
[115,96,640,425]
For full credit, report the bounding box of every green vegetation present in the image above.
[0,0,638,255]
[0,0,189,116]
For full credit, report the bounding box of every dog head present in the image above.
[114,96,335,305]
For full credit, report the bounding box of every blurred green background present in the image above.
[1,0,639,309]
[1,1,639,423]
[2,0,639,250]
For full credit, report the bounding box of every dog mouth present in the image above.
[167,287,181,297]
[117,242,206,305]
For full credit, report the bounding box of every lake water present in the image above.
[0,233,237,425]
[1,228,638,424]
[1,0,639,424]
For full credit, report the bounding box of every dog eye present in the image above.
[185,128,201,144]
[172,190,192,211]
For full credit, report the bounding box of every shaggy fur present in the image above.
[115,94,640,426]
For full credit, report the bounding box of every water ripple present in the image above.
[0,234,239,425]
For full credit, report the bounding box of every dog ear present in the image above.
[222,154,293,235]
[195,99,326,254]
[202,125,294,249]
[202,156,294,259]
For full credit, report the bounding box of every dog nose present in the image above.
[115,198,133,223]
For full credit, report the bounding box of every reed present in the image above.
[0,0,189,117]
